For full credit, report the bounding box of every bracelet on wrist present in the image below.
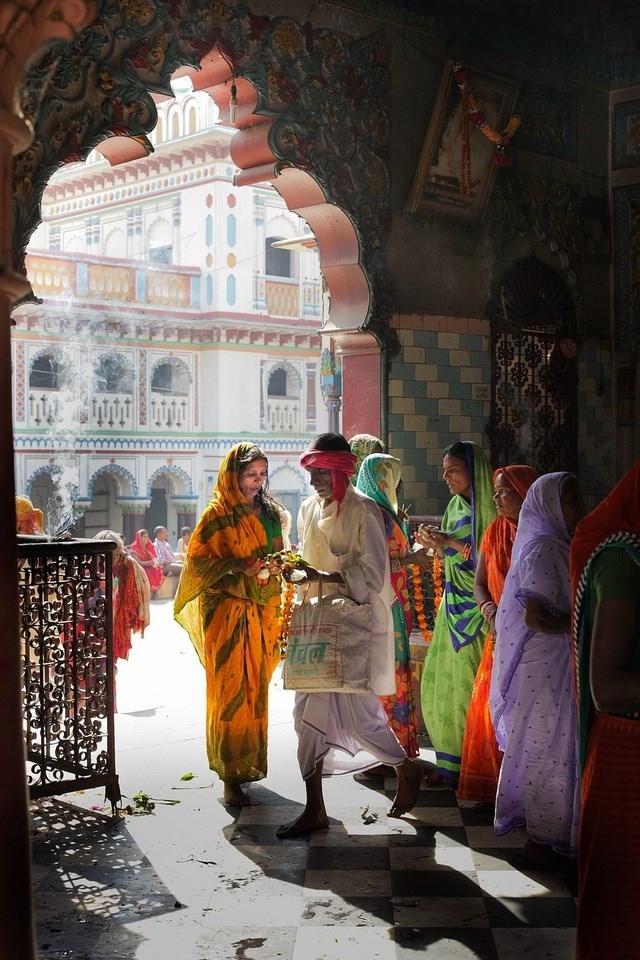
[480,599,496,618]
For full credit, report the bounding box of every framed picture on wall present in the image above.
[406,60,519,222]
[580,197,611,261]
[612,100,640,169]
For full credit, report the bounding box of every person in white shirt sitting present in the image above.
[153,526,184,577]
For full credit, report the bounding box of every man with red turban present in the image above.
[276,433,422,839]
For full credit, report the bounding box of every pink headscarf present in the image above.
[299,448,357,507]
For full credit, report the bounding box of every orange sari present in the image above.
[174,444,282,784]
[458,464,538,803]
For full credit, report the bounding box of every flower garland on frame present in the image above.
[453,62,521,196]
[278,580,296,658]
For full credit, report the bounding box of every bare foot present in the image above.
[276,810,329,839]
[388,758,422,818]
[223,783,258,807]
[356,763,397,779]
[423,771,448,788]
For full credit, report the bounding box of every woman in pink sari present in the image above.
[129,528,164,594]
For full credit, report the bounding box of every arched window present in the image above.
[265,236,291,278]
[488,257,578,474]
[151,361,189,396]
[267,367,287,397]
[29,352,69,390]
[94,354,134,393]
[263,363,301,432]
[147,216,173,264]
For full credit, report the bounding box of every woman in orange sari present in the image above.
[458,464,539,806]
[174,443,284,807]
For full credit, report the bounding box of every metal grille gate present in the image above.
[18,538,121,812]
[488,258,578,474]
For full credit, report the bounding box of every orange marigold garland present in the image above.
[453,62,522,196]
[278,580,296,658]
[431,553,444,614]
[409,563,431,643]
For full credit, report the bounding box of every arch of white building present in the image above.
[147,464,193,497]
[88,464,138,498]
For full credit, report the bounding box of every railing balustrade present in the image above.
[149,392,189,430]
[27,388,189,432]
[266,397,300,432]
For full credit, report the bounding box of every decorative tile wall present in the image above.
[389,315,615,518]
[388,315,492,518]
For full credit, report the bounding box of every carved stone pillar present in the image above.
[335,333,384,441]
[0,106,35,960]
[0,6,96,958]
[118,499,152,546]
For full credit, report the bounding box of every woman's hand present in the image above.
[282,562,317,583]
[231,558,263,577]
[408,546,431,571]
[416,524,448,557]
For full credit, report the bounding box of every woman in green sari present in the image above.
[416,441,496,787]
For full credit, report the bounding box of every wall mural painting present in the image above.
[511,82,578,161]
[13,0,396,346]
[612,99,640,169]
[613,184,640,349]
[406,59,520,222]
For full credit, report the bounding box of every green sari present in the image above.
[420,441,496,783]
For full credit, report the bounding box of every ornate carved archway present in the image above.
[14,1,397,352]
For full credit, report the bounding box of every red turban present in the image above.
[299,449,357,507]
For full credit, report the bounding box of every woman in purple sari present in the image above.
[489,472,583,864]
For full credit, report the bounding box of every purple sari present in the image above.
[490,472,580,855]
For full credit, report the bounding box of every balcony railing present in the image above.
[26,389,189,432]
[266,397,300,432]
[92,393,134,430]
[149,392,189,430]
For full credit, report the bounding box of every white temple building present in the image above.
[11,90,332,547]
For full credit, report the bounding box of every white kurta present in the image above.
[293,484,405,778]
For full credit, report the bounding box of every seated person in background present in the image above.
[176,526,191,560]
[153,525,184,577]
[129,528,164,595]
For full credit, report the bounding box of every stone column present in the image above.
[117,499,151,546]
[0,106,36,960]
[173,496,200,535]
[0,8,96,956]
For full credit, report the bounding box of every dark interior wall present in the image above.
[383,33,612,329]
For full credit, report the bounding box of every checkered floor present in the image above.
[30,604,578,960]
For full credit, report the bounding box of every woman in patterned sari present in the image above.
[174,443,284,807]
[357,453,429,760]
[458,464,539,807]
[571,461,640,959]
[416,441,496,787]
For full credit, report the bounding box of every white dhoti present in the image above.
[294,691,406,780]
